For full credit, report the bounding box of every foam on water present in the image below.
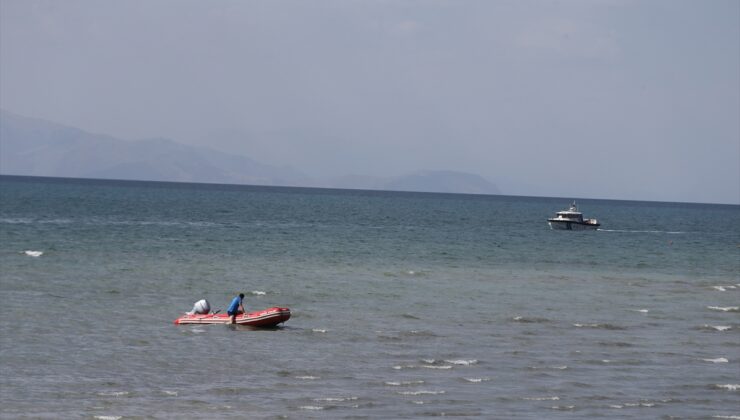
[707,306,739,312]
[523,396,560,401]
[384,380,425,386]
[573,323,626,330]
[23,250,43,257]
[463,377,490,383]
[444,359,478,365]
[250,290,266,296]
[397,390,446,395]
[298,405,324,410]
[701,358,729,363]
[702,325,732,331]
[313,396,358,402]
[93,416,122,420]
[97,391,129,397]
[713,384,739,391]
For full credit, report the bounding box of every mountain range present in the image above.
[0,110,500,195]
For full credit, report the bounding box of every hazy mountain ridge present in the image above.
[0,110,500,194]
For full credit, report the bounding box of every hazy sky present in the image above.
[1,0,738,203]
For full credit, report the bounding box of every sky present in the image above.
[1,0,738,204]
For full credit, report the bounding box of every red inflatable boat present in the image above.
[174,307,291,327]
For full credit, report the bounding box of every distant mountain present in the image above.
[0,110,501,195]
[0,110,308,186]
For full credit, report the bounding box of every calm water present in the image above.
[1,175,738,419]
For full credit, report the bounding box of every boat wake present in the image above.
[598,229,686,234]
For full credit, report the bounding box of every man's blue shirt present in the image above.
[227,296,241,314]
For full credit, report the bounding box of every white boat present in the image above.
[547,202,600,230]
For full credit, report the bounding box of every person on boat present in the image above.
[227,293,246,324]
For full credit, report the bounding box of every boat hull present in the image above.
[174,307,291,327]
[548,220,600,230]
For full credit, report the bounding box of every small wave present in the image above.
[708,306,739,312]
[312,329,328,333]
[23,250,43,257]
[444,359,477,366]
[713,416,740,419]
[624,402,655,407]
[599,229,685,234]
[299,405,324,410]
[397,390,446,396]
[94,417,122,420]
[632,309,649,313]
[392,365,416,370]
[385,380,425,386]
[713,384,739,391]
[162,390,178,396]
[551,405,575,410]
[294,376,320,380]
[463,377,490,383]
[97,391,129,397]
[529,365,568,370]
[573,323,626,330]
[513,316,551,323]
[712,285,737,292]
[250,291,266,296]
[523,396,560,401]
[701,358,729,363]
[313,396,358,402]
[421,365,453,370]
[702,325,732,332]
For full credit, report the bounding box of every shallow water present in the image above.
[1,176,738,419]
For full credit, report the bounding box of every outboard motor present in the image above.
[187,299,211,315]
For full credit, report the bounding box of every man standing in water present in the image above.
[227,293,245,324]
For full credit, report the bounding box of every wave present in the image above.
[249,290,266,296]
[700,325,732,332]
[712,285,738,292]
[512,316,551,323]
[294,375,320,380]
[712,384,739,391]
[93,417,122,420]
[298,405,324,410]
[599,229,686,234]
[523,396,560,401]
[421,365,453,370]
[444,359,478,366]
[1,218,72,224]
[397,390,446,395]
[23,250,43,257]
[707,306,739,312]
[701,358,729,363]
[573,323,627,330]
[528,365,568,370]
[384,380,425,386]
[311,328,328,333]
[313,397,358,402]
[463,377,490,383]
[97,391,129,397]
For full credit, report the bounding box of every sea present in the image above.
[0,175,738,419]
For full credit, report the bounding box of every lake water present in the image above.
[1,175,738,419]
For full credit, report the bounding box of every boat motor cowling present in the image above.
[187,299,211,315]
